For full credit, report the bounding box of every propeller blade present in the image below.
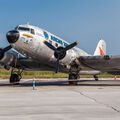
[63,41,79,51]
[43,40,56,51]
[55,55,60,73]
[3,45,12,53]
[0,45,12,59]
[44,40,78,73]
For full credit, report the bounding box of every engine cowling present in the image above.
[0,52,15,69]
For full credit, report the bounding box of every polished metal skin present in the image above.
[6,24,90,74]
[1,24,119,76]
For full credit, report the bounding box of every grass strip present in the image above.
[0,69,117,79]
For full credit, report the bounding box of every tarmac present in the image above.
[0,78,120,120]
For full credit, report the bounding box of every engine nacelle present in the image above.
[0,52,15,69]
[61,49,77,65]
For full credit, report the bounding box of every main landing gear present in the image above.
[68,73,79,85]
[10,68,23,85]
[94,75,98,81]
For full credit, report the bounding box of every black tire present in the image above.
[68,74,78,85]
[69,81,78,85]
[10,74,20,84]
[94,75,98,81]
[95,78,98,81]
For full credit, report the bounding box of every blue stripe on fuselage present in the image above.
[51,36,68,47]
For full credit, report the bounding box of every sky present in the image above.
[0,0,120,55]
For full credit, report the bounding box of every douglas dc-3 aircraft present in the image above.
[0,24,119,85]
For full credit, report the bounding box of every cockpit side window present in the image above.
[31,29,35,34]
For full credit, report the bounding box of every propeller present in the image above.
[43,40,78,73]
[56,55,60,73]
[0,45,12,59]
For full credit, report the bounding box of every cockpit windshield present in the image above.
[15,26,35,34]
[18,27,30,31]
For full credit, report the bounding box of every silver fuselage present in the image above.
[10,24,101,75]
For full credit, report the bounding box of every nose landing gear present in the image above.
[10,68,23,85]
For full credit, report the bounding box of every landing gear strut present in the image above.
[94,75,98,81]
[68,73,79,85]
[10,68,23,85]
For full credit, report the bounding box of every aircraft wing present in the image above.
[0,48,56,71]
[16,57,55,71]
[78,55,120,73]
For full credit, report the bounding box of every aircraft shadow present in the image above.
[0,80,120,87]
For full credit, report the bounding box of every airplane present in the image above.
[0,24,119,85]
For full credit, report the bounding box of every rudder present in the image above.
[94,40,106,56]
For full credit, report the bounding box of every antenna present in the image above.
[97,34,104,41]
[27,21,29,25]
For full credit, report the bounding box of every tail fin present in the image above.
[94,39,106,56]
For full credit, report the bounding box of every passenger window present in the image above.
[49,40,52,44]
[31,29,35,34]
[55,43,58,47]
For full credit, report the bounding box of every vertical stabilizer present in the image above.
[94,40,106,56]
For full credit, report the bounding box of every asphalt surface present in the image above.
[0,78,120,120]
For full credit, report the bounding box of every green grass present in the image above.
[0,69,118,79]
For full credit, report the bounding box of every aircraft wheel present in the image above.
[94,75,98,81]
[68,74,78,85]
[10,74,20,85]
[69,81,78,85]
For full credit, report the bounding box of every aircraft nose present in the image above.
[6,30,19,43]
